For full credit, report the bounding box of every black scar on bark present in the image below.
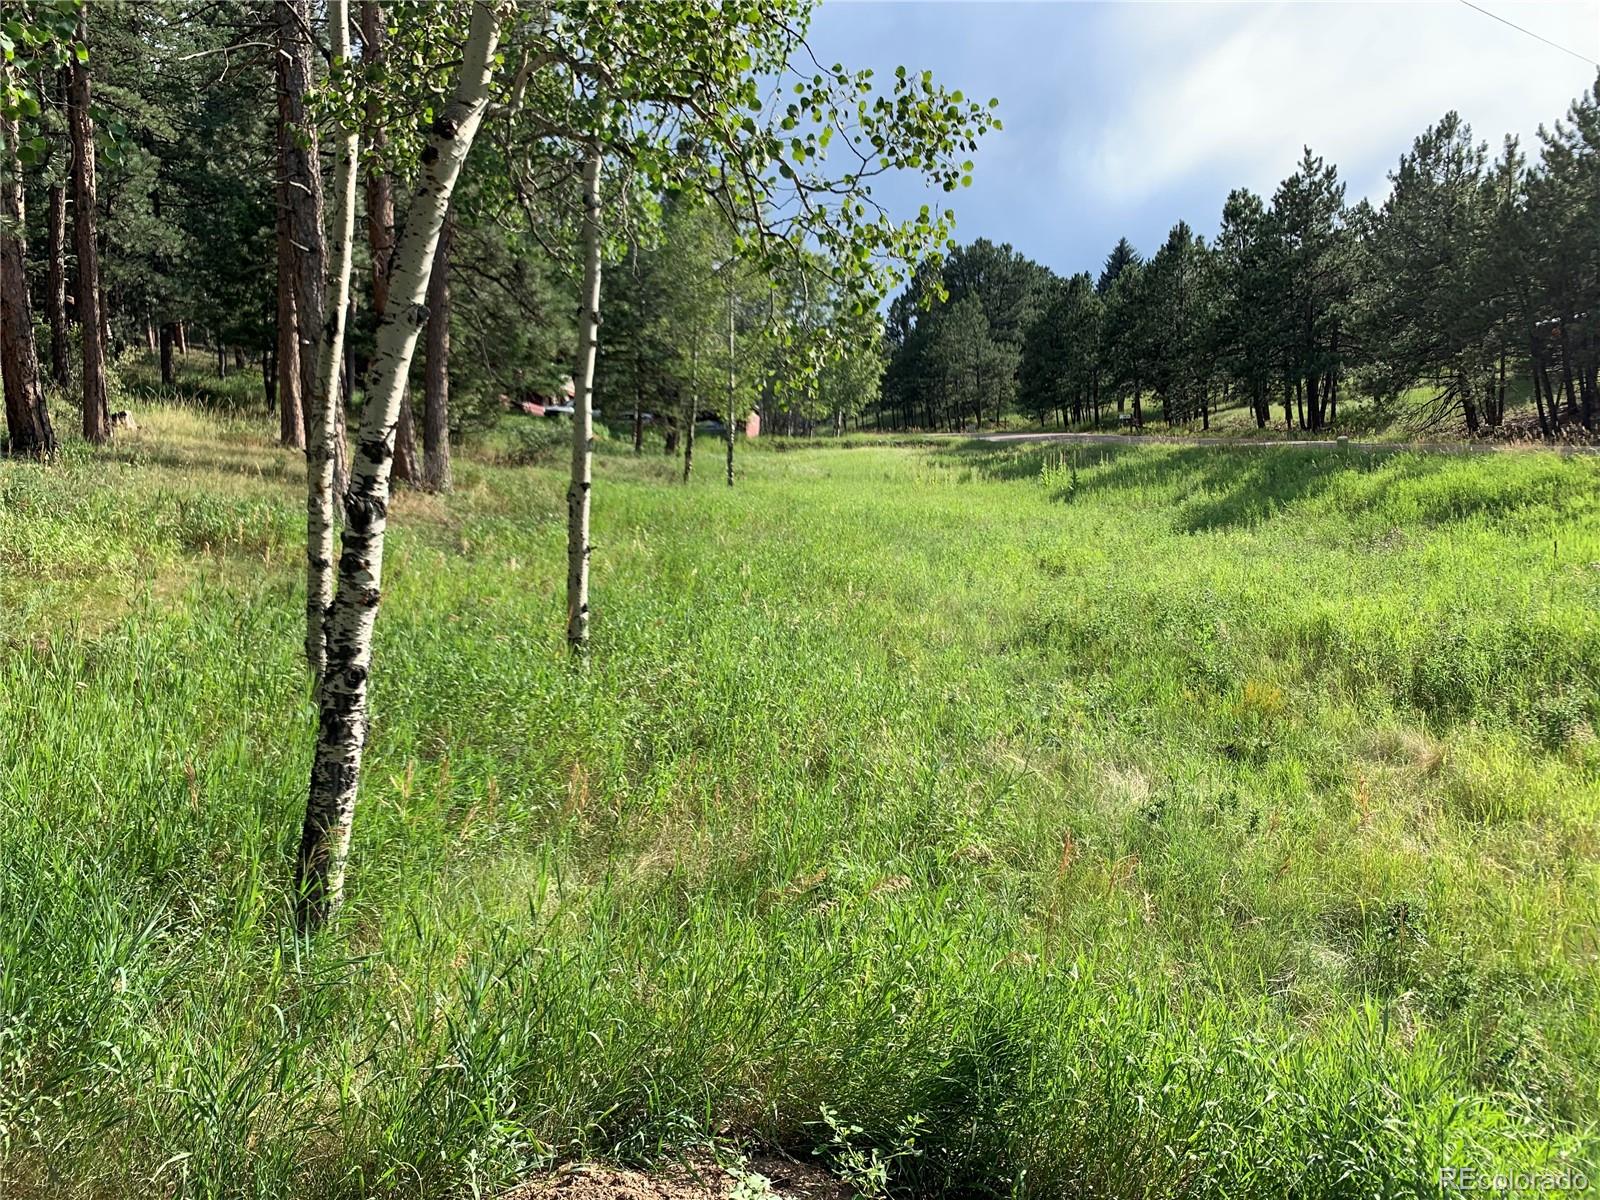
[421,144,439,166]
[343,663,369,688]
[359,586,381,608]
[345,493,388,532]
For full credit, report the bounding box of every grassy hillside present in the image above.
[2,381,1597,1196]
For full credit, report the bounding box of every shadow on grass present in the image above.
[932,437,1591,534]
[934,440,1336,527]
[120,352,273,416]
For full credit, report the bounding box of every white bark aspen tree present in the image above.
[296,2,501,931]
[307,0,361,685]
[361,0,419,488]
[725,271,735,487]
[566,146,602,651]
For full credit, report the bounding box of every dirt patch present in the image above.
[501,1154,854,1200]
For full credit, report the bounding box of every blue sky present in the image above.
[805,0,1600,278]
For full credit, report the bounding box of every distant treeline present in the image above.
[874,81,1600,437]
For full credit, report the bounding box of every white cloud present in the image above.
[1072,0,1599,208]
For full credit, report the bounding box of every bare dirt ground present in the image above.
[501,1154,854,1200]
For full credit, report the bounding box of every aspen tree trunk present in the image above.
[67,20,108,445]
[1,118,57,457]
[566,148,602,651]
[422,210,452,493]
[296,3,500,930]
[725,272,735,487]
[305,0,361,687]
[362,0,418,487]
[45,174,69,388]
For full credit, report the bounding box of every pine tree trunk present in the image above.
[1459,372,1480,434]
[159,323,175,385]
[422,210,452,493]
[68,21,109,445]
[363,0,418,488]
[1,118,57,457]
[296,2,500,931]
[45,172,69,388]
[566,147,602,651]
[276,286,303,446]
[276,0,327,456]
[304,0,361,688]
[274,57,305,449]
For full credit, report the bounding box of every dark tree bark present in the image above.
[276,0,329,462]
[45,172,69,388]
[422,210,452,493]
[683,337,698,481]
[1,117,58,457]
[68,19,109,445]
[274,57,305,449]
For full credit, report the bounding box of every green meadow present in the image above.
[2,379,1598,1197]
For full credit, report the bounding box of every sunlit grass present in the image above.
[1,381,1596,1197]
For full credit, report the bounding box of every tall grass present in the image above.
[0,396,1596,1196]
